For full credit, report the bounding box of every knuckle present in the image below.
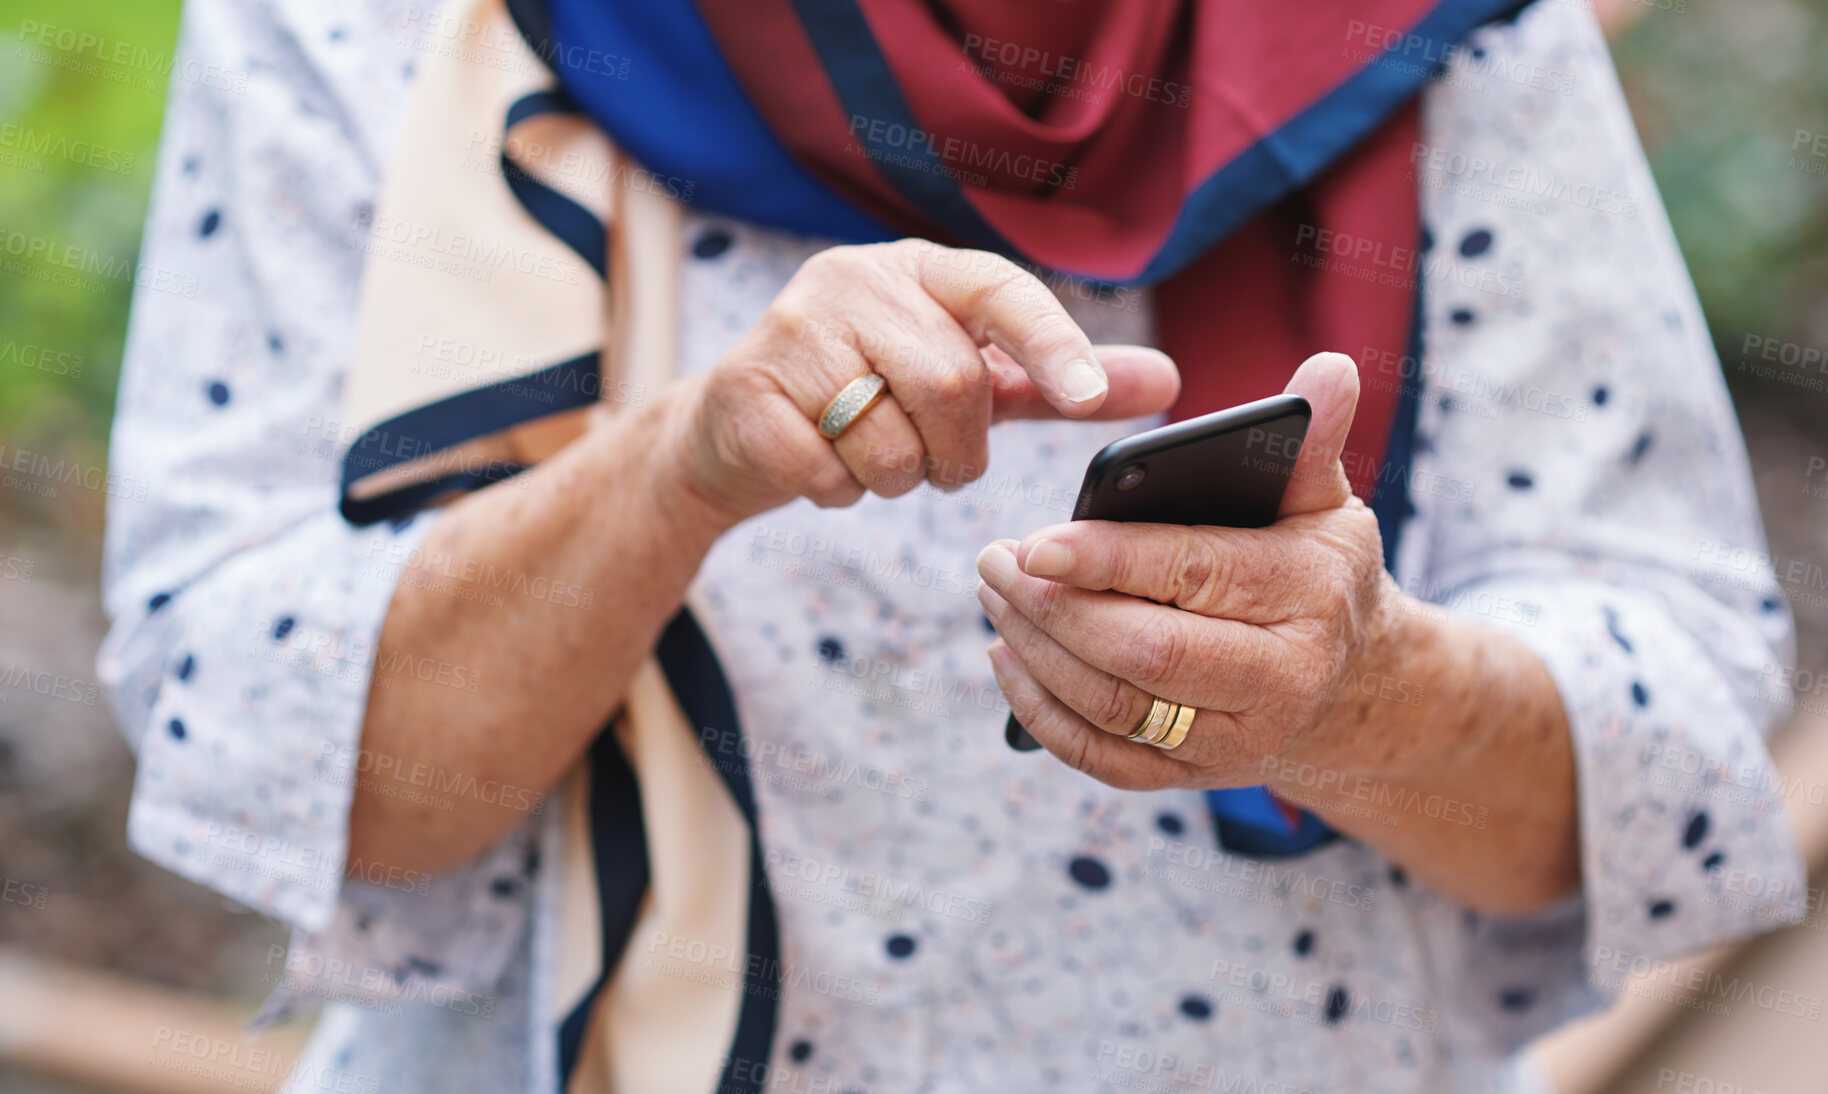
[1168,536,1231,609]
[1060,730,1098,777]
[804,244,864,280]
[951,250,1025,306]
[804,458,860,505]
[1087,675,1136,731]
[763,292,819,347]
[1126,613,1189,687]
[1026,578,1070,626]
[1015,307,1084,357]
[862,437,925,494]
[922,362,974,405]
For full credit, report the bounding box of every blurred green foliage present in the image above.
[0,0,1824,539]
[0,0,181,536]
[1608,0,1828,430]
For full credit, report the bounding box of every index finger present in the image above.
[904,242,1109,417]
[1011,520,1315,623]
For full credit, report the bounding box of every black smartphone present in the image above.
[1003,393,1311,751]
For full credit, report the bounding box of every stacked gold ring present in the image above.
[818,373,889,439]
[1125,696,1196,751]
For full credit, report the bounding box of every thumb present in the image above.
[1277,351,1360,517]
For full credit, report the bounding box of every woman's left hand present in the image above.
[976,351,1407,791]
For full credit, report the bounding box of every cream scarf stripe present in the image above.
[343,1,760,1091]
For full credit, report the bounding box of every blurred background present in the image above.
[1,0,1825,1091]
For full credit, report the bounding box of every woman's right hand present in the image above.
[664,238,1183,524]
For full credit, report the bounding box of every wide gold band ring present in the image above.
[817,373,889,439]
[1126,695,1196,751]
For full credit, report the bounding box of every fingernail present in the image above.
[1061,359,1107,404]
[975,541,1017,585]
[977,581,1008,621]
[1022,538,1073,577]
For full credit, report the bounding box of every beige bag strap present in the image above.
[548,28,755,1094]
[341,1,760,1085]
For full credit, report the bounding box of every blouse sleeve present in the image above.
[1385,0,1807,1052]
[96,0,535,1010]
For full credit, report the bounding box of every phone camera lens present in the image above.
[1115,464,1146,491]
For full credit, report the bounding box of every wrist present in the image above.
[582,380,745,555]
[653,379,752,546]
[1281,578,1451,784]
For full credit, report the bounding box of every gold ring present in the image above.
[1149,702,1197,751]
[1126,697,1175,741]
[1135,703,1180,746]
[817,373,889,439]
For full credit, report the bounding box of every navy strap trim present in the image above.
[787,0,1004,253]
[341,463,527,527]
[1370,221,1432,570]
[653,609,781,1091]
[556,707,648,1082]
[337,351,601,525]
[501,90,608,278]
[555,607,781,1093]
[503,0,555,65]
[336,83,610,527]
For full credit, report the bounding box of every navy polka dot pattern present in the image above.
[692,227,735,259]
[1682,812,1709,850]
[1323,986,1349,1025]
[1497,987,1535,1012]
[94,3,1805,1090]
[176,653,195,681]
[1067,856,1111,890]
[198,208,221,237]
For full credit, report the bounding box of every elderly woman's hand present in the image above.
[974,352,1400,791]
[977,352,1579,914]
[665,239,1182,523]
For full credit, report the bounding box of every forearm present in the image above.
[1269,591,1580,915]
[349,377,738,875]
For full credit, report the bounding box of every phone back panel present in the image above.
[1072,396,1310,527]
